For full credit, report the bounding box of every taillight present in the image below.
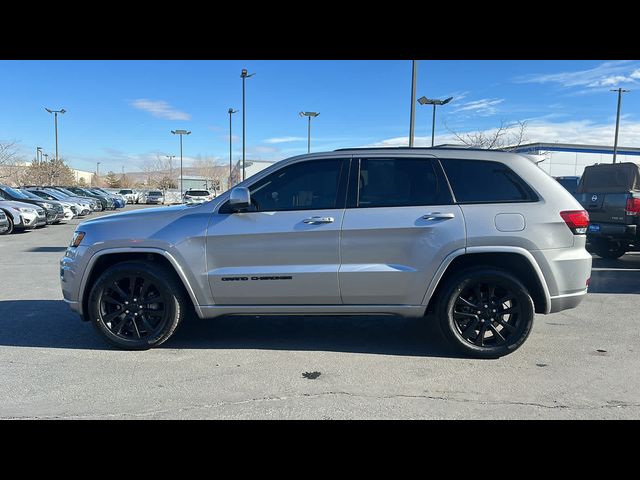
[626,197,640,216]
[560,210,589,234]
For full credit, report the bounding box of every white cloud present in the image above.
[516,61,639,89]
[131,99,191,121]
[368,118,640,150]
[453,98,504,115]
[264,136,307,144]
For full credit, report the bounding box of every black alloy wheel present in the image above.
[88,261,189,350]
[437,267,535,358]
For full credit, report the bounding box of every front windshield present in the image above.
[54,187,75,196]
[18,189,44,200]
[3,186,30,199]
[44,189,67,199]
[149,191,162,196]
[119,190,132,194]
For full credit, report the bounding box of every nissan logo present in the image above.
[591,194,598,202]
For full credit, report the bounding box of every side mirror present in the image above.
[229,187,251,211]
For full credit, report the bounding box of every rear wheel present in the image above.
[590,238,627,259]
[436,267,535,359]
[88,261,189,350]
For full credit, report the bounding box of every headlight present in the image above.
[42,202,54,209]
[70,231,86,247]
[13,207,36,213]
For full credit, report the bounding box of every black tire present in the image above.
[87,261,190,350]
[1,215,13,235]
[590,239,627,259]
[436,267,535,359]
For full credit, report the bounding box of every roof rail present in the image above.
[332,146,509,153]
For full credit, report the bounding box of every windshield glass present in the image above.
[149,191,163,196]
[44,189,67,199]
[2,186,30,199]
[186,190,210,196]
[119,190,133,194]
[17,189,44,200]
[54,188,75,196]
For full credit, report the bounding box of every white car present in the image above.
[118,189,139,204]
[183,189,213,204]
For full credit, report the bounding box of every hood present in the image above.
[81,203,197,227]
[0,200,43,211]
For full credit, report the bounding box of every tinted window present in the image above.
[441,159,537,203]
[186,190,210,196]
[148,191,163,196]
[356,158,441,208]
[244,159,344,212]
[556,178,578,194]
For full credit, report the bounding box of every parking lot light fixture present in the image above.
[417,96,453,147]
[171,130,191,199]
[610,88,630,164]
[299,111,320,153]
[44,107,66,161]
[241,68,255,182]
[36,146,42,162]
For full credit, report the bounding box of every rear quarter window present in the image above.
[440,158,538,203]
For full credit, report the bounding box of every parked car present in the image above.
[145,190,165,204]
[554,176,580,195]
[183,189,213,204]
[47,187,100,212]
[92,188,126,208]
[61,147,592,358]
[118,189,140,204]
[17,188,70,222]
[0,209,9,234]
[0,199,46,230]
[575,162,640,259]
[65,186,114,210]
[24,188,90,216]
[0,184,60,224]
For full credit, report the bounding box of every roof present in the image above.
[332,146,509,153]
[509,142,640,156]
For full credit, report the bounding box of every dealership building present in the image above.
[509,143,640,177]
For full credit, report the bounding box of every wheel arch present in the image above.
[424,247,551,315]
[79,248,203,321]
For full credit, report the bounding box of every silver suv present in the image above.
[60,148,592,357]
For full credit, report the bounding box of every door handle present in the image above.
[303,216,334,224]
[422,212,455,220]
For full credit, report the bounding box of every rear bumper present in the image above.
[549,289,587,313]
[587,222,637,242]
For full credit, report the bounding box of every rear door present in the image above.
[339,155,465,305]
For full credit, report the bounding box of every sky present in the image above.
[1,59,640,174]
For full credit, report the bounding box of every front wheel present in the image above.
[1,216,13,235]
[87,261,190,350]
[436,267,535,359]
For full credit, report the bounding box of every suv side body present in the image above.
[61,148,591,356]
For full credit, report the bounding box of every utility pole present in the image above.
[611,88,630,163]
[409,60,417,147]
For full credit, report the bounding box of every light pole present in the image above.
[228,108,238,188]
[299,112,320,153]
[96,161,101,180]
[417,96,454,146]
[409,60,418,147]
[241,68,255,182]
[171,130,191,199]
[36,146,42,162]
[44,108,66,161]
[611,88,630,163]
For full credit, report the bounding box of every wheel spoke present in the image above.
[460,318,479,340]
[102,294,123,307]
[474,324,488,346]
[114,316,129,335]
[457,296,480,309]
[488,323,506,342]
[453,311,478,320]
[498,307,518,316]
[140,315,156,333]
[473,285,484,304]
[129,276,137,298]
[140,278,150,300]
[144,293,161,303]
[488,284,496,300]
[131,317,141,338]
[497,319,516,332]
[111,282,128,300]
[103,310,123,322]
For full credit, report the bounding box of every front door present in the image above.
[207,158,348,305]
[339,156,465,305]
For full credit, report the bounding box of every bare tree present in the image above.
[447,120,529,150]
[0,141,25,182]
[193,156,228,194]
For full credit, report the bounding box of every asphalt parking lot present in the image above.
[0,204,639,419]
